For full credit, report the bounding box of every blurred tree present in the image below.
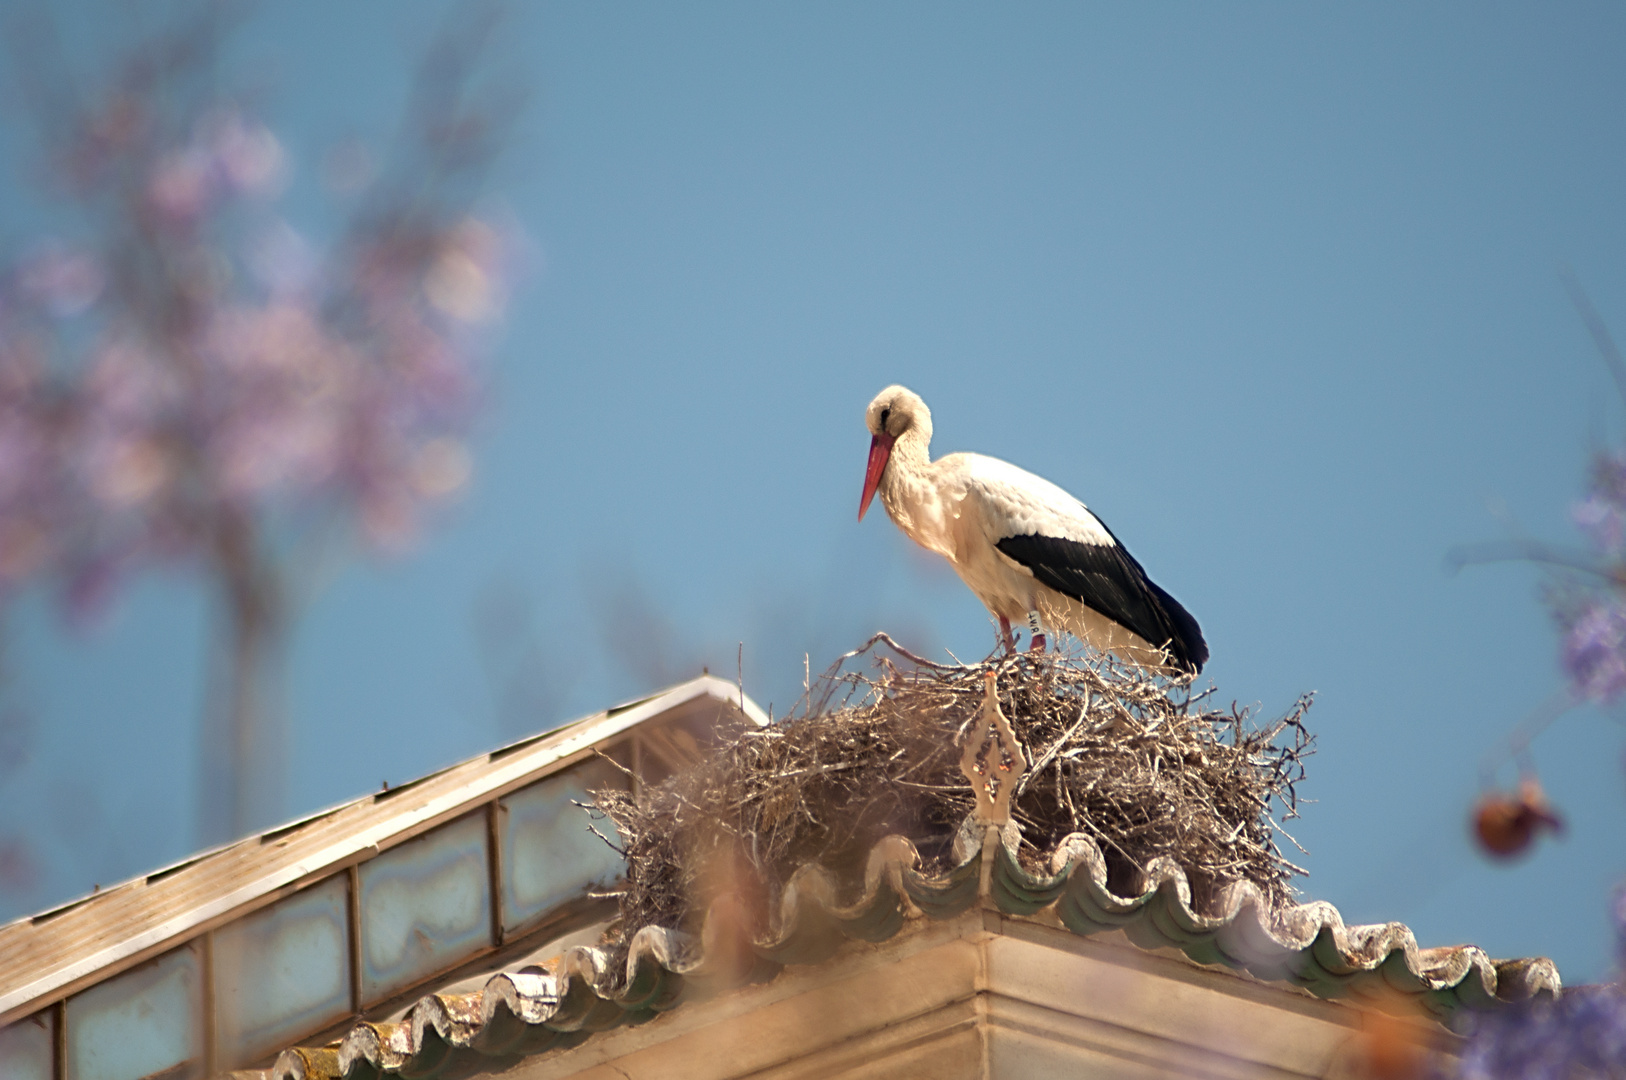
[0,3,515,846]
[1446,282,1626,1076]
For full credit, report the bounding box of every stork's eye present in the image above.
[880,407,892,428]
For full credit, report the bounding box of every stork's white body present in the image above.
[859,386,1206,673]
[880,447,1166,664]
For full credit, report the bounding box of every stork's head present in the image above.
[859,385,931,521]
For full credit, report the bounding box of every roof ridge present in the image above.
[263,822,1560,1080]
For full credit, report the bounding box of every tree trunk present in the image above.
[199,507,287,847]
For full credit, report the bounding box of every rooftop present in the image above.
[0,675,766,1079]
[0,670,1562,1080]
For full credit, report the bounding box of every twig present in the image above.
[1018,694,1092,795]
[1560,267,1626,412]
[589,637,1314,972]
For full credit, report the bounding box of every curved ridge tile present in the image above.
[679,893,783,993]
[336,1020,410,1078]
[264,819,1561,1078]
[409,991,486,1050]
[989,836,1070,915]
[1495,956,1562,1003]
[270,1046,342,1080]
[836,834,918,942]
[480,971,558,1026]
[470,973,568,1057]
[546,947,635,1032]
[1044,832,1165,933]
[756,835,915,964]
[758,864,857,966]
[615,925,689,1012]
[983,822,1560,1012]
[1209,883,1305,977]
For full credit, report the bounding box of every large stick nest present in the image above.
[591,634,1313,964]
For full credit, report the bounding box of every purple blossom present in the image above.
[1558,600,1626,703]
[1456,887,1626,1079]
[1548,449,1626,703]
[1573,452,1626,559]
[1574,495,1626,557]
[1458,985,1626,1079]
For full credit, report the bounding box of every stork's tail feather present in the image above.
[1147,579,1208,674]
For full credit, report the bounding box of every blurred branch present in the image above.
[1444,538,1616,582]
[1560,266,1626,413]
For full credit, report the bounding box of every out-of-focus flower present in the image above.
[424,218,502,322]
[89,437,172,508]
[204,110,286,197]
[1457,886,1626,1078]
[84,336,180,423]
[15,243,104,317]
[249,221,319,299]
[358,486,416,551]
[1536,447,1626,704]
[0,91,501,591]
[1574,495,1626,558]
[1,7,514,841]
[144,110,286,229]
[1567,452,1626,559]
[146,147,218,227]
[1557,599,1626,702]
[1459,985,1626,1079]
[412,437,472,498]
[1471,778,1563,859]
[204,302,351,499]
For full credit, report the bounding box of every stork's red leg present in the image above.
[998,616,1016,653]
[1029,633,1047,652]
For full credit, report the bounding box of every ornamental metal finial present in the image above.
[960,670,1026,824]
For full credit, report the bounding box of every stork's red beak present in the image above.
[858,432,895,521]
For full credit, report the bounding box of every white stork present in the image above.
[858,385,1208,674]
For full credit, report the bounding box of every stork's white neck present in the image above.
[878,428,954,557]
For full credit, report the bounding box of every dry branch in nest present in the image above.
[589,634,1313,968]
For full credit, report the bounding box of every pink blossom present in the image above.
[15,243,104,317]
[203,111,286,197]
[0,38,506,626]
[146,147,219,227]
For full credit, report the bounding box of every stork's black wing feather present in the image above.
[996,532,1208,673]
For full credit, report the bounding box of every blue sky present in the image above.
[3,2,1625,983]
